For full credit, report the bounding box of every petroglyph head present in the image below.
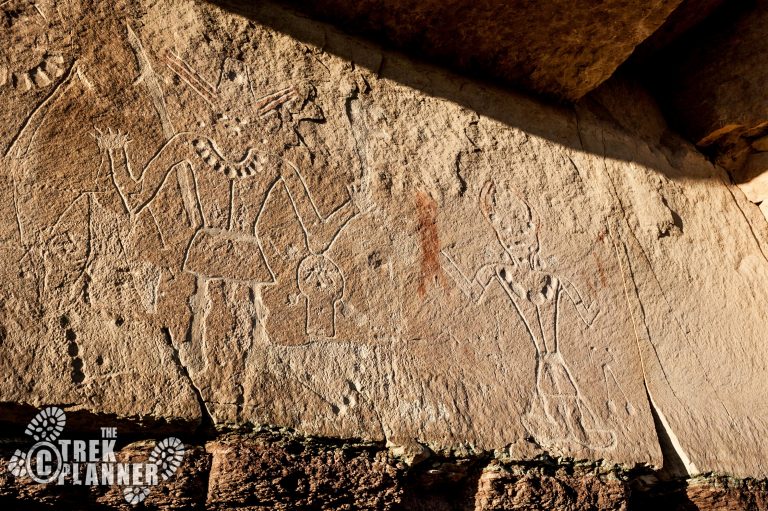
[298,254,344,302]
[210,58,317,156]
[479,180,540,263]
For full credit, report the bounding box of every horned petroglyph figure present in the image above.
[92,28,364,379]
[442,180,615,450]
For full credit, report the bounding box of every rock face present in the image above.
[205,436,402,509]
[1,0,768,507]
[655,1,768,150]
[649,1,768,220]
[220,0,693,101]
[733,153,768,222]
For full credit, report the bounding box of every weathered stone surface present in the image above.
[474,462,629,511]
[206,435,403,509]
[0,440,211,509]
[733,153,768,222]
[684,478,768,510]
[630,0,728,60]
[218,0,693,101]
[753,136,768,153]
[1,0,768,495]
[3,424,765,510]
[655,1,768,147]
[631,475,768,511]
[650,1,768,183]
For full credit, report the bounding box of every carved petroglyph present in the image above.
[40,161,159,316]
[442,180,616,450]
[164,49,218,107]
[0,0,71,105]
[6,0,768,475]
[96,47,360,366]
[6,54,65,91]
[589,346,637,417]
[298,253,344,337]
[5,60,78,160]
[163,49,300,118]
[11,71,33,91]
[99,130,354,320]
[126,23,174,139]
[0,59,90,318]
[191,138,263,180]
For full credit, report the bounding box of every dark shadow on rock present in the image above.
[633,0,759,145]
[0,401,206,442]
[628,478,699,511]
[202,0,724,182]
[399,455,488,511]
[626,0,764,179]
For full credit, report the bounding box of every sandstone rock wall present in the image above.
[1,0,768,507]
[644,1,768,221]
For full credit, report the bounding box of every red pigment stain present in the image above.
[415,191,446,297]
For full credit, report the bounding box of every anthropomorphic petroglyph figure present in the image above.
[297,253,344,337]
[442,181,615,450]
[95,56,359,377]
[2,61,131,316]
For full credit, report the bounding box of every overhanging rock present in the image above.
[218,0,703,101]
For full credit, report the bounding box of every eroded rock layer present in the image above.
[647,1,768,220]
[1,426,767,510]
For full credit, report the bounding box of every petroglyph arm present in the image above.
[280,160,357,254]
[95,130,199,216]
[560,276,600,326]
[440,250,498,302]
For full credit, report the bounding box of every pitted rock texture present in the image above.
[473,463,629,511]
[205,436,402,509]
[0,441,212,509]
[1,0,768,491]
